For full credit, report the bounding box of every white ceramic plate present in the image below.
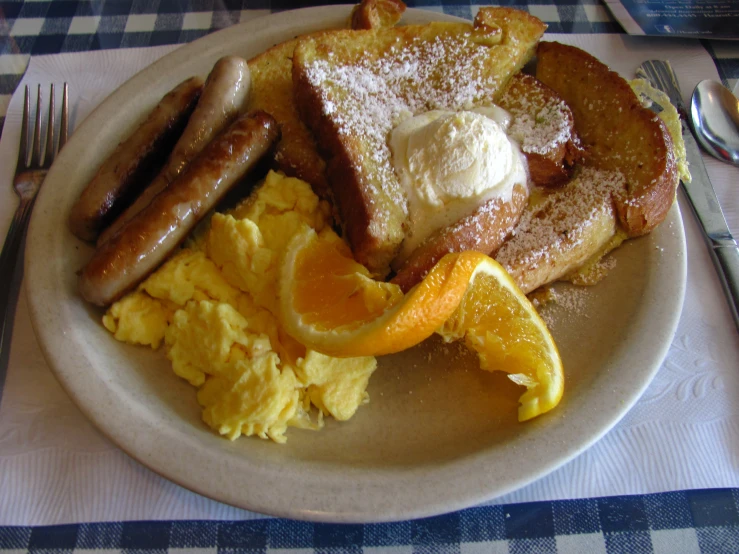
[25,7,686,522]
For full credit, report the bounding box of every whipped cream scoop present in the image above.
[390,107,527,263]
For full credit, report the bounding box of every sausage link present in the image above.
[98,56,251,246]
[69,77,204,242]
[78,111,279,306]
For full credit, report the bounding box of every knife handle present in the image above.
[711,244,739,333]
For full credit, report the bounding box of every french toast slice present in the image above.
[292,8,547,277]
[495,43,681,294]
[498,73,584,187]
[245,3,405,199]
[535,41,678,237]
[495,168,626,294]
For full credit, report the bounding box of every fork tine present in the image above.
[58,83,69,151]
[44,84,55,167]
[30,84,42,167]
[17,85,29,169]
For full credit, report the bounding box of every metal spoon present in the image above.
[690,80,739,167]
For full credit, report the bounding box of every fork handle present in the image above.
[0,178,44,358]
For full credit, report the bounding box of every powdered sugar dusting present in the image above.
[303,31,512,225]
[495,167,627,288]
[500,79,572,156]
[538,285,592,329]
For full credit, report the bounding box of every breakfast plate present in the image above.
[25,6,686,522]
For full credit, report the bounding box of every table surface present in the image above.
[1,1,738,552]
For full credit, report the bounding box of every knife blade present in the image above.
[637,60,739,332]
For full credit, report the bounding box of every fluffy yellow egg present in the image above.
[165,300,272,386]
[103,291,171,349]
[296,351,376,421]
[198,353,304,443]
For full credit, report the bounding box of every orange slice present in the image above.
[279,226,563,420]
[436,266,564,421]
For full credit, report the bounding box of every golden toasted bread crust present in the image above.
[351,0,406,29]
[391,183,528,292]
[499,73,584,187]
[293,8,547,276]
[536,42,678,237]
[247,37,330,198]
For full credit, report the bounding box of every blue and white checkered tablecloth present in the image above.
[1,1,738,552]
[1,490,739,553]
[1,1,737,133]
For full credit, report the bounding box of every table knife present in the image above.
[638,60,739,333]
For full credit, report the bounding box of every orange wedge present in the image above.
[437,265,564,421]
[279,226,563,420]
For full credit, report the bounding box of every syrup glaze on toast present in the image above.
[293,8,547,277]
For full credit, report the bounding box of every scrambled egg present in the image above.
[103,171,377,443]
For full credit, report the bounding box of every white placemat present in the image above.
[0,37,738,525]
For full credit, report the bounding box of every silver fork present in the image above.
[0,83,69,359]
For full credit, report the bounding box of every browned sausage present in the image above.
[78,111,279,306]
[68,76,204,242]
[97,56,251,246]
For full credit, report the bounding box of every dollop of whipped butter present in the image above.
[390,107,528,263]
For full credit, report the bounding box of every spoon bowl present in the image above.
[690,80,739,167]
